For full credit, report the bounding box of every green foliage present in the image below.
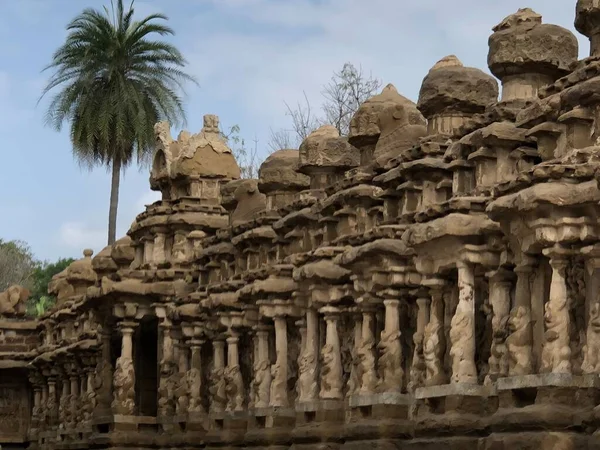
[41,0,197,169]
[0,239,38,292]
[27,257,75,316]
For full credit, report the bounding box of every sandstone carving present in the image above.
[0,285,29,316]
[10,5,600,449]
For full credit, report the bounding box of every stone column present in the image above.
[485,270,513,384]
[158,321,176,417]
[377,300,403,392]
[409,292,430,392]
[423,281,447,386]
[47,377,58,427]
[84,367,95,425]
[270,316,289,407]
[58,375,69,429]
[541,248,572,374]
[95,329,113,414]
[253,327,271,408]
[29,373,43,431]
[347,312,363,397]
[298,308,319,402]
[319,308,343,400]
[505,259,535,376]
[583,249,600,374]
[175,340,190,415]
[40,380,49,430]
[70,372,80,428]
[225,333,245,412]
[359,308,378,394]
[188,339,205,413]
[449,262,477,384]
[209,339,227,413]
[112,321,137,415]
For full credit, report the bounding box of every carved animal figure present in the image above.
[505,306,534,376]
[209,367,227,413]
[225,365,244,412]
[423,317,445,386]
[269,361,287,407]
[111,357,136,415]
[377,329,402,393]
[582,303,600,373]
[252,359,271,408]
[541,296,572,374]
[186,368,203,413]
[297,351,318,402]
[0,285,29,316]
[320,343,342,398]
[408,331,426,392]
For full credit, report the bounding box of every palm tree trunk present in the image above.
[107,157,121,245]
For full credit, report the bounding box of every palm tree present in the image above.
[41,0,197,245]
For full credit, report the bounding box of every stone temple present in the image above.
[10,3,600,449]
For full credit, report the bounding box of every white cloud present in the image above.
[58,222,106,254]
[184,0,589,143]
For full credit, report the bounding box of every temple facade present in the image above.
[5,3,600,449]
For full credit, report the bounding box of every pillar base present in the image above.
[489,373,600,431]
[414,383,496,436]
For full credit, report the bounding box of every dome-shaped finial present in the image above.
[431,55,463,71]
[83,249,94,258]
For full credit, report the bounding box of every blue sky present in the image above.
[0,0,589,262]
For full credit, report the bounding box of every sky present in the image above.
[0,0,590,262]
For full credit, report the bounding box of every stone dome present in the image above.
[348,84,423,149]
[488,8,578,79]
[298,125,360,174]
[65,249,97,284]
[418,55,499,119]
[258,149,310,193]
[576,0,600,39]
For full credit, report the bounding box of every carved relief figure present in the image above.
[0,285,29,316]
[158,361,178,416]
[408,331,426,392]
[94,357,113,411]
[423,317,445,386]
[320,343,342,398]
[540,295,572,374]
[486,311,509,384]
[297,351,318,402]
[187,368,204,413]
[111,357,136,415]
[347,342,363,397]
[252,358,271,408]
[225,365,245,412]
[270,361,287,407]
[209,365,227,413]
[582,303,600,374]
[359,330,379,394]
[377,329,402,393]
[449,311,476,383]
[505,306,534,376]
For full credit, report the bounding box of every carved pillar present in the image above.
[47,376,58,427]
[40,379,49,430]
[505,259,535,376]
[409,292,430,392]
[347,312,363,397]
[253,326,271,408]
[209,339,227,413]
[112,321,137,415]
[485,270,513,383]
[225,332,245,412]
[449,262,477,384]
[70,371,80,428]
[298,308,319,402]
[188,339,205,413]
[58,374,69,429]
[423,281,447,386]
[84,365,95,425]
[29,372,43,431]
[270,316,289,407]
[319,308,343,400]
[541,248,572,374]
[359,308,379,394]
[377,300,403,393]
[583,251,600,374]
[175,340,190,415]
[95,329,113,414]
[158,321,176,417]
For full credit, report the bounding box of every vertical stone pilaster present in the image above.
[319,307,343,400]
[297,308,319,403]
[112,322,137,416]
[449,262,477,384]
[485,269,514,383]
[270,316,289,407]
[409,292,430,392]
[377,300,402,393]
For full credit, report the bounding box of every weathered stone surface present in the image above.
[299,125,360,172]
[488,9,578,78]
[418,55,498,118]
[258,149,309,192]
